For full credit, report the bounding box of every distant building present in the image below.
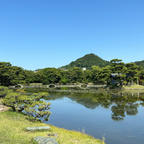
[82,67,86,71]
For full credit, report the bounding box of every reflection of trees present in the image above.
[126,103,138,115]
[111,103,139,121]
[69,92,112,109]
[140,102,144,107]
[44,91,144,121]
[111,93,140,121]
[111,104,125,121]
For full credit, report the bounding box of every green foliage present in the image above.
[125,63,139,85]
[0,62,12,86]
[0,62,26,86]
[0,55,144,88]
[139,70,144,85]
[0,86,10,97]
[24,70,37,84]
[108,59,127,88]
[68,67,84,83]
[2,91,51,121]
[37,68,61,84]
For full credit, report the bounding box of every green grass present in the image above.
[123,84,144,90]
[123,84,144,93]
[0,111,104,144]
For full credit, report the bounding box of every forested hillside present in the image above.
[61,54,109,69]
[135,60,144,68]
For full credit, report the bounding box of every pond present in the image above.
[43,91,144,144]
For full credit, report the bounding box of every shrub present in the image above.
[2,92,51,121]
[0,86,11,98]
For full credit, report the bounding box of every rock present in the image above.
[0,105,9,112]
[47,133,58,137]
[33,136,58,144]
[0,108,3,111]
[26,126,51,131]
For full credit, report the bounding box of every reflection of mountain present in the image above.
[45,92,144,121]
[69,92,112,109]
[47,91,112,109]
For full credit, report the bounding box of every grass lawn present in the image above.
[123,85,144,93]
[0,111,104,144]
[124,84,144,89]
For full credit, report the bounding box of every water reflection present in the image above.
[44,91,144,121]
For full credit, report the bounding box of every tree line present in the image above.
[0,59,144,87]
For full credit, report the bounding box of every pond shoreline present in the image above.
[0,111,104,144]
[24,87,144,95]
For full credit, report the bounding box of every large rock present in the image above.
[33,136,58,144]
[26,126,51,131]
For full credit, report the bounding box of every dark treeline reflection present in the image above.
[44,91,144,121]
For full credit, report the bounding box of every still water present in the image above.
[44,92,144,144]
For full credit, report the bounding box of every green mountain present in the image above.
[135,60,144,68]
[61,53,109,69]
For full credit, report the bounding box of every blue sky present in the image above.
[0,0,144,70]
